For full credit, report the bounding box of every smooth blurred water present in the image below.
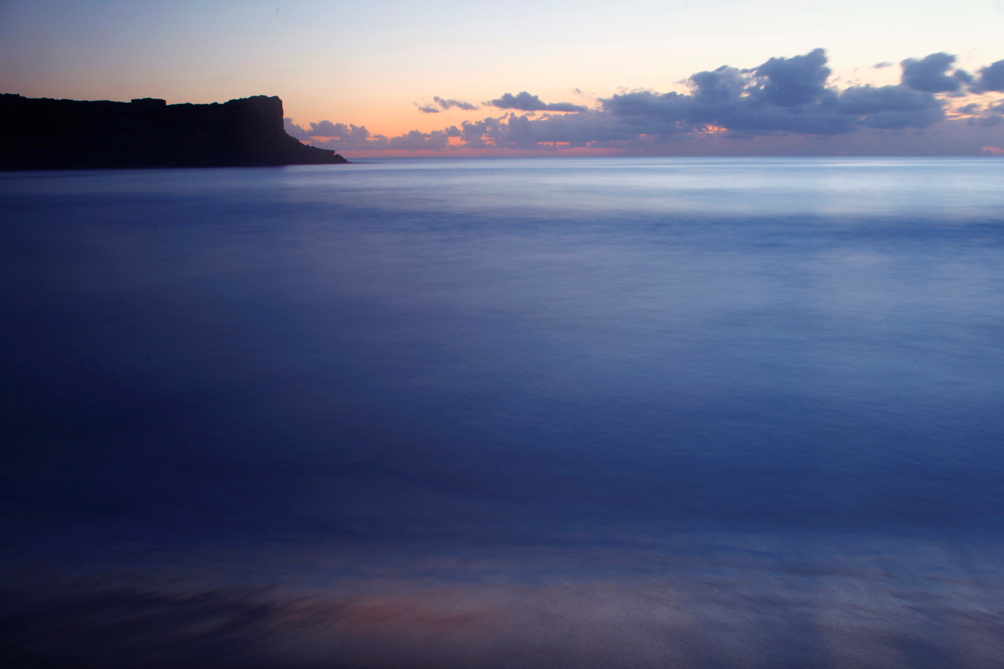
[3,158,1004,668]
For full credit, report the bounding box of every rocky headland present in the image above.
[0,94,348,170]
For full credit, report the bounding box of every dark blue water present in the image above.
[3,158,1004,667]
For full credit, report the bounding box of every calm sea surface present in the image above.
[3,158,1004,667]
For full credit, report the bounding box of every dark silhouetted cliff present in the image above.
[0,94,349,170]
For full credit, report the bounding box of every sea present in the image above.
[3,157,1004,668]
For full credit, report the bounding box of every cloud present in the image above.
[286,116,463,152]
[834,85,944,129]
[977,60,1004,92]
[900,53,961,93]
[953,69,974,85]
[453,111,640,150]
[304,120,356,137]
[382,129,454,150]
[434,96,479,111]
[486,92,587,112]
[753,48,831,107]
[969,99,1004,127]
[284,118,311,140]
[284,118,374,146]
[603,50,945,136]
[415,97,480,113]
[284,118,373,141]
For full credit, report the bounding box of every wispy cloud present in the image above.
[434,96,479,111]
[415,96,480,113]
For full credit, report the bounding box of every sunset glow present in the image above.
[2,0,1003,157]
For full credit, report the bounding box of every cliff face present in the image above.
[0,94,348,170]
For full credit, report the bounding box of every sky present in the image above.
[2,0,1003,156]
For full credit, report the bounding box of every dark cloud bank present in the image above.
[288,49,1004,154]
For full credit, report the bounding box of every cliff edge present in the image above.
[0,94,349,170]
